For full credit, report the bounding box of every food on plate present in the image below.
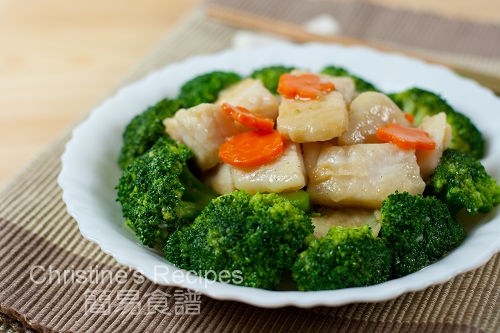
[277,190,312,213]
[302,141,323,178]
[221,103,275,132]
[118,98,183,169]
[426,149,500,215]
[218,130,285,167]
[277,88,348,142]
[116,66,500,291]
[203,163,235,195]
[339,92,410,145]
[379,192,466,277]
[178,71,242,108]
[229,140,306,194]
[376,123,436,150]
[277,73,336,99]
[164,191,314,289]
[307,143,425,208]
[416,113,452,179]
[311,207,381,239]
[217,79,280,119]
[404,113,415,124]
[164,103,246,171]
[389,87,485,159]
[292,225,391,291]
[116,137,217,248]
[291,69,356,102]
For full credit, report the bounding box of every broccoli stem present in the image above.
[179,202,204,220]
[278,190,311,213]
[179,166,218,220]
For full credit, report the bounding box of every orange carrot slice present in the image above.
[222,103,274,132]
[376,123,436,150]
[277,73,335,100]
[219,130,285,167]
[404,113,415,124]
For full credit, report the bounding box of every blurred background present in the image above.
[0,0,199,186]
[1,0,498,186]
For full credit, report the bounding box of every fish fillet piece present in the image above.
[217,78,280,119]
[339,92,410,145]
[164,103,245,171]
[230,141,306,194]
[312,207,381,239]
[308,143,425,208]
[302,142,323,179]
[416,112,452,179]
[277,91,348,143]
[204,163,235,195]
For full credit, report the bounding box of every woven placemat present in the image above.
[1,8,499,333]
[207,0,500,77]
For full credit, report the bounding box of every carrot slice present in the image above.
[219,130,285,167]
[404,113,415,124]
[376,123,436,150]
[277,73,335,100]
[222,103,274,132]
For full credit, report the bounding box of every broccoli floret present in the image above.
[116,137,217,248]
[250,65,295,93]
[164,191,314,289]
[388,88,485,159]
[426,149,500,215]
[118,98,182,169]
[379,192,466,278]
[321,65,379,93]
[178,71,241,108]
[292,225,391,291]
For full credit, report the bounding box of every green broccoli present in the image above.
[292,225,391,291]
[164,191,314,289]
[379,192,466,278]
[388,88,484,159]
[116,137,217,248]
[118,98,182,169]
[278,190,311,213]
[178,71,241,108]
[250,65,295,93]
[426,149,500,215]
[321,65,379,93]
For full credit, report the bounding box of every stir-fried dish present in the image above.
[116,65,500,291]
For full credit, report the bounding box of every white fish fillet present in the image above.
[217,78,280,119]
[302,142,323,180]
[308,143,425,208]
[230,141,306,194]
[416,112,452,179]
[204,163,235,195]
[339,92,409,145]
[277,91,348,143]
[164,103,245,171]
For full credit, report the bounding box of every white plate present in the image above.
[58,43,500,308]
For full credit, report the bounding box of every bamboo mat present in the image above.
[1,8,499,333]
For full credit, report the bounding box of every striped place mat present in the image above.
[207,0,500,78]
[1,8,499,333]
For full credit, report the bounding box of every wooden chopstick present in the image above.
[206,4,500,95]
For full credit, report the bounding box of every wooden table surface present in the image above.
[0,0,497,186]
[0,0,200,186]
